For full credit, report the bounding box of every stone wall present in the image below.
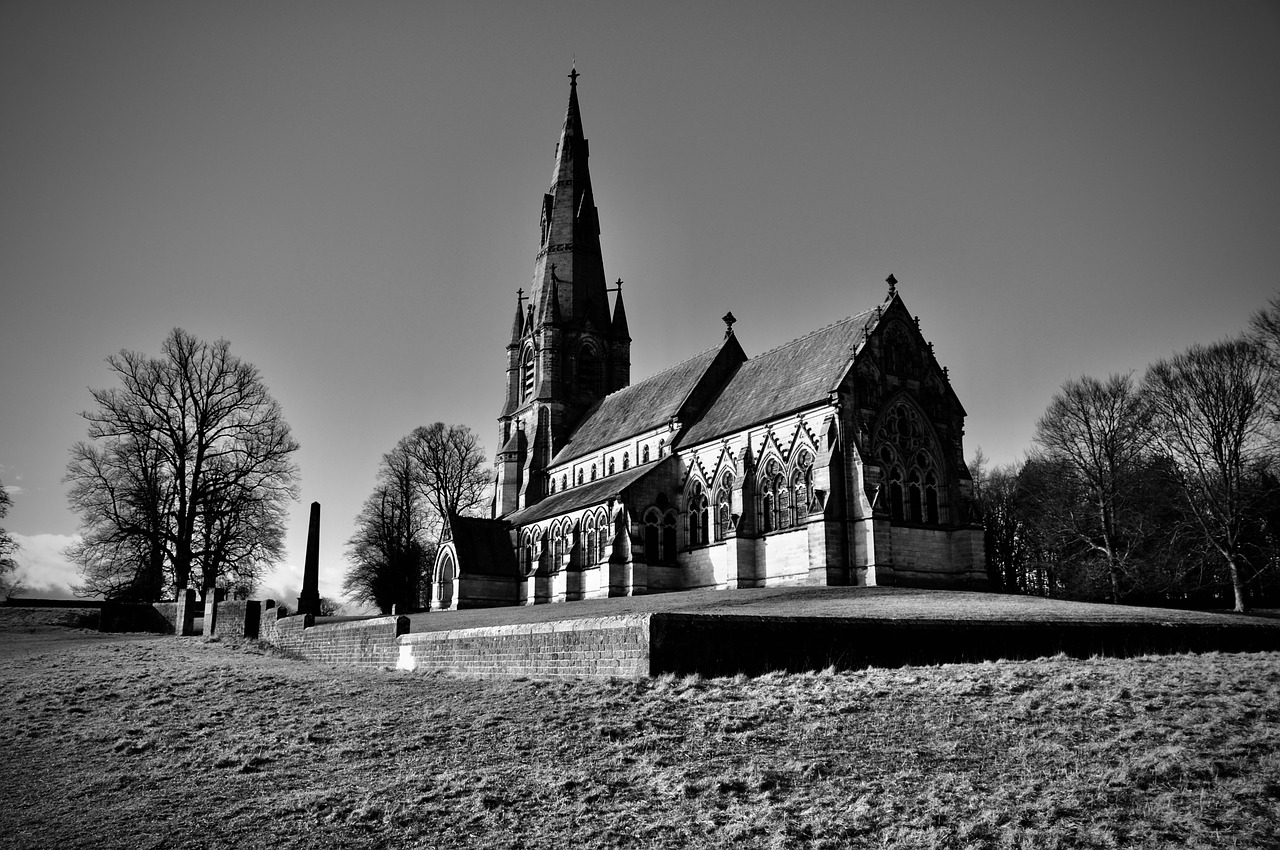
[264,613,410,669]
[395,614,651,677]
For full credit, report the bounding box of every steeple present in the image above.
[509,289,525,347]
[497,67,629,514]
[611,279,630,341]
[529,65,610,332]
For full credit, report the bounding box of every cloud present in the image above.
[11,533,83,599]
[3,485,24,496]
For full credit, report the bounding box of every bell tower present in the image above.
[496,66,631,516]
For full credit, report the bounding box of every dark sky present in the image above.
[3,1,1277,601]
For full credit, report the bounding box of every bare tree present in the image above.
[65,329,299,600]
[344,423,488,613]
[405,422,490,544]
[1033,374,1156,603]
[344,438,433,614]
[1144,338,1277,612]
[0,481,22,600]
[1250,294,1280,426]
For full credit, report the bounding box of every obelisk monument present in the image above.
[297,501,321,617]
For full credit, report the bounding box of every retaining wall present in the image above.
[395,615,652,677]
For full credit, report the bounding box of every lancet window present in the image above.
[521,348,535,400]
[714,473,734,540]
[759,458,785,533]
[791,452,814,524]
[688,481,709,546]
[644,509,661,564]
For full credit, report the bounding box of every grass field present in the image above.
[2,608,1278,849]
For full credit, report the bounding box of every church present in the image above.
[429,70,987,609]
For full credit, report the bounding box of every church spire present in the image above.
[611,279,630,341]
[509,288,525,346]
[529,65,609,332]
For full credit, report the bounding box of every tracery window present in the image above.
[582,514,595,565]
[688,481,709,546]
[596,509,609,563]
[663,511,677,563]
[791,453,814,524]
[713,473,734,540]
[759,459,784,533]
[908,470,923,523]
[579,344,603,397]
[644,509,661,564]
[889,467,905,522]
[926,472,940,524]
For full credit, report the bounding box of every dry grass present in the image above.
[1,611,1278,849]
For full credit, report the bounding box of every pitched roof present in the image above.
[550,344,728,466]
[678,309,880,446]
[447,515,520,578]
[504,458,670,527]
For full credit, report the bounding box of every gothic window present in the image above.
[562,474,568,491]
[521,348,535,400]
[791,453,814,524]
[889,467,905,522]
[550,523,563,574]
[688,481,709,547]
[596,509,609,563]
[759,459,784,532]
[549,477,555,494]
[778,484,791,529]
[590,464,597,481]
[576,469,583,486]
[907,471,923,523]
[608,458,615,476]
[642,445,650,464]
[583,514,595,565]
[663,511,677,563]
[436,553,455,608]
[622,452,630,470]
[714,473,734,540]
[659,439,665,458]
[579,344,603,397]
[925,472,940,524]
[644,509,661,564]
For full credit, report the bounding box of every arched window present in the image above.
[908,471,923,523]
[579,344,603,397]
[521,348,535,400]
[644,509,661,564]
[688,482,709,546]
[548,477,555,494]
[437,553,455,608]
[582,514,596,565]
[889,468,905,522]
[608,458,615,476]
[642,445,650,464]
[550,523,564,573]
[663,511,678,563]
[714,473,734,540]
[658,439,665,458]
[576,469,583,486]
[590,464,597,482]
[925,472,940,525]
[760,460,784,532]
[622,452,630,470]
[596,509,609,563]
[791,454,814,524]
[562,474,568,491]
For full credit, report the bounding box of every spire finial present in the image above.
[722,311,737,338]
[568,63,579,87]
[885,273,898,300]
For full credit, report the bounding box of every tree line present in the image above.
[971,298,1280,612]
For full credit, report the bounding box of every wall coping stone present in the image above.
[399,613,653,645]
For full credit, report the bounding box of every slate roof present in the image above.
[678,309,880,446]
[447,515,521,578]
[504,458,670,528]
[550,344,726,466]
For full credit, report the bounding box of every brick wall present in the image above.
[396,614,652,677]
[263,613,410,669]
